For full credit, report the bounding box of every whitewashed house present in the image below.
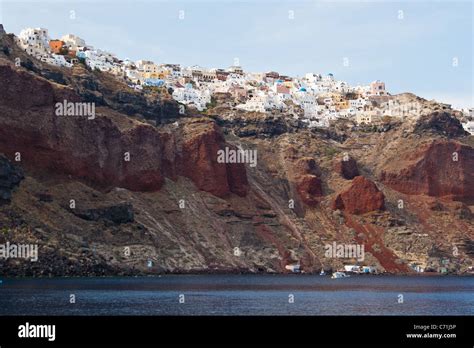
[124,68,142,84]
[293,88,319,117]
[83,50,116,71]
[136,60,158,73]
[51,53,72,67]
[334,81,349,93]
[236,93,272,113]
[172,84,211,111]
[17,27,50,58]
[349,98,367,110]
[61,34,87,50]
[304,73,322,84]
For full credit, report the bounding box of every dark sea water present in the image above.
[0,275,473,315]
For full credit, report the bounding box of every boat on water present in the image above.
[331,271,350,279]
[319,269,326,276]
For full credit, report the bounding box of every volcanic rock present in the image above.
[381,140,474,202]
[289,157,323,207]
[0,34,472,276]
[296,174,323,206]
[334,155,359,179]
[0,64,248,197]
[333,176,385,214]
[179,120,249,198]
[72,203,134,224]
[414,111,468,138]
[0,154,24,202]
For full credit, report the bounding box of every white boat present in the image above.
[331,271,350,279]
[319,269,326,276]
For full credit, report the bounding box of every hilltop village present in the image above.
[15,27,474,133]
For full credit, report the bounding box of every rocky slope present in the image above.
[0,32,473,276]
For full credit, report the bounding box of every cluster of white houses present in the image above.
[15,27,474,132]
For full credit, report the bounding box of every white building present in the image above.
[275,87,291,102]
[334,81,349,93]
[462,121,474,135]
[461,108,474,117]
[344,265,360,272]
[136,60,160,75]
[124,68,141,83]
[236,92,275,113]
[226,73,245,86]
[61,34,87,49]
[292,88,319,116]
[304,73,322,83]
[246,72,266,83]
[84,50,114,71]
[51,54,72,67]
[17,27,50,58]
[322,73,335,82]
[172,84,211,111]
[349,98,367,110]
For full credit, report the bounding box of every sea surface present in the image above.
[0,275,473,315]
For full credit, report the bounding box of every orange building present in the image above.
[49,40,65,54]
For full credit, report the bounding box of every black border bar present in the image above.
[0,316,472,346]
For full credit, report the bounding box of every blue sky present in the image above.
[1,0,472,108]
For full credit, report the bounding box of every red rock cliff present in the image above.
[380,140,474,202]
[178,121,248,198]
[0,64,248,197]
[289,157,323,207]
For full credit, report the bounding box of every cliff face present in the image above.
[178,121,249,198]
[414,111,468,138]
[0,64,248,196]
[0,63,163,191]
[290,157,323,207]
[296,175,323,207]
[0,36,473,276]
[381,140,474,202]
[0,155,24,202]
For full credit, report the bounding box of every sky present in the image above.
[0,0,472,108]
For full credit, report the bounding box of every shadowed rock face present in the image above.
[72,203,134,224]
[414,111,468,138]
[334,155,359,179]
[70,72,182,122]
[296,174,323,206]
[381,140,474,202]
[178,121,249,198]
[0,154,24,202]
[289,157,323,207]
[333,176,385,214]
